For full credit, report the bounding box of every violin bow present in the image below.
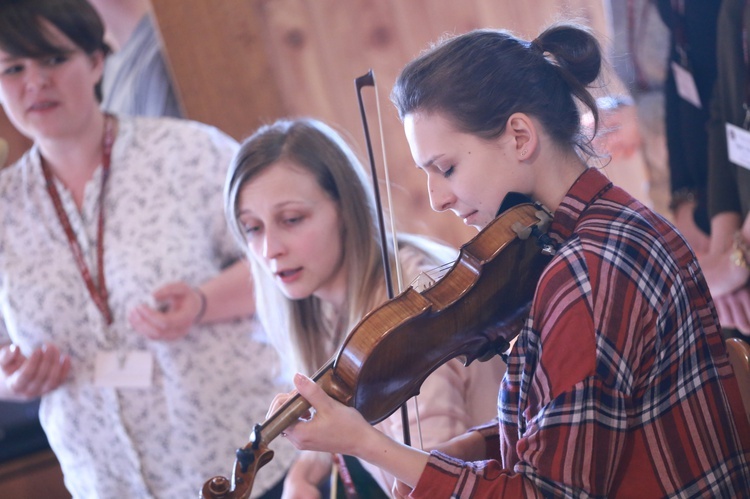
[355,69,417,447]
[200,71,418,499]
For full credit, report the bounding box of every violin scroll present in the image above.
[199,438,274,499]
[200,365,352,499]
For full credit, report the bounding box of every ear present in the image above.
[506,112,538,161]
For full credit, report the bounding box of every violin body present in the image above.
[200,203,552,499]
[335,202,551,423]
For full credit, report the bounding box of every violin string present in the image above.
[356,70,413,449]
[410,261,453,290]
[430,262,453,280]
[373,73,430,451]
[407,260,454,450]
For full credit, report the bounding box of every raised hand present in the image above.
[0,343,71,400]
[128,281,205,341]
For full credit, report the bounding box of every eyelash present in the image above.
[240,215,303,238]
[442,166,455,178]
[241,225,259,239]
[1,54,69,76]
[45,54,68,66]
[1,65,21,76]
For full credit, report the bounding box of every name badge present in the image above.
[671,62,702,109]
[94,350,154,388]
[726,123,750,171]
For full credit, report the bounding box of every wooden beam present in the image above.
[149,0,286,140]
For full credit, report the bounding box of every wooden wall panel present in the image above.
[152,0,614,248]
[150,0,286,141]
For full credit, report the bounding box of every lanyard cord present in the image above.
[40,114,116,325]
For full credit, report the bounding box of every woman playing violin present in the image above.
[225,118,505,497]
[268,23,750,497]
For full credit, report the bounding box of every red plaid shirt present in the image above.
[412,168,750,498]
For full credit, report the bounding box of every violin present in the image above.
[200,201,553,499]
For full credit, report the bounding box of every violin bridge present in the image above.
[411,261,452,292]
[411,272,437,292]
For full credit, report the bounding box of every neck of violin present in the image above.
[258,359,349,446]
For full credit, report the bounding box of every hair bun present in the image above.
[533,23,601,87]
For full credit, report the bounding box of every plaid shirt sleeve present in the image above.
[410,169,750,498]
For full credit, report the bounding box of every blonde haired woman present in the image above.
[225,117,504,497]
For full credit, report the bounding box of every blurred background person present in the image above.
[603,0,671,219]
[0,1,292,497]
[656,0,722,256]
[702,0,750,337]
[88,0,183,118]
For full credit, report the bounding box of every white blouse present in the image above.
[0,116,295,498]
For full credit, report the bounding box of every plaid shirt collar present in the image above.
[547,167,614,245]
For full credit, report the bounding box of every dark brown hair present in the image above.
[391,23,602,154]
[0,0,110,100]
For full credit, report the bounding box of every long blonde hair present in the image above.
[225,118,454,379]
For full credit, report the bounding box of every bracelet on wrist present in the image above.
[193,288,207,324]
[730,231,750,271]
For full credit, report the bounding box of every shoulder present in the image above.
[578,188,676,265]
[550,190,681,302]
[0,148,41,248]
[0,147,38,192]
[110,117,239,185]
[113,116,239,178]
[117,115,239,152]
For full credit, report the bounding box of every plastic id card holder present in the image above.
[727,122,750,171]
[94,350,154,388]
[672,62,702,109]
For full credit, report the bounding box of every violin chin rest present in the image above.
[511,221,533,240]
